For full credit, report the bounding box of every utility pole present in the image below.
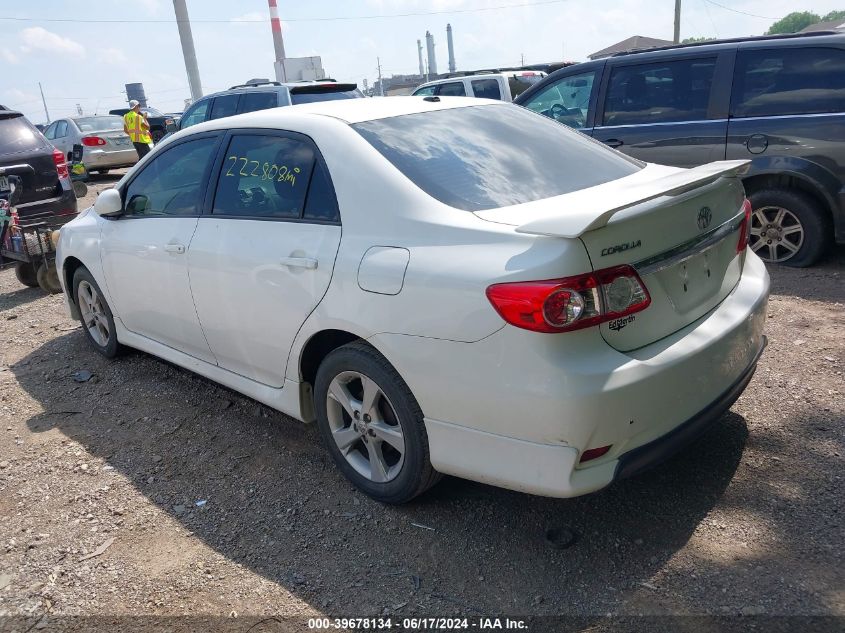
[521,53,524,66]
[673,0,681,44]
[38,82,50,123]
[377,57,384,96]
[172,0,203,102]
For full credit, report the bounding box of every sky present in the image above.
[1,0,842,123]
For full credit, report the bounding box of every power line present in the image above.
[0,0,572,24]
[701,0,775,20]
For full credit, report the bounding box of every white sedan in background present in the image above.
[56,97,769,503]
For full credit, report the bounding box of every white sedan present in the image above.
[56,97,769,503]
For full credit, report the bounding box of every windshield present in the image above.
[353,104,642,212]
[142,107,164,117]
[291,89,363,105]
[74,116,124,132]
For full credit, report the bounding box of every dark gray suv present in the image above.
[515,31,845,266]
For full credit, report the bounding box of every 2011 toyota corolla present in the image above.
[56,97,770,504]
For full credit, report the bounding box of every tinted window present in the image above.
[142,107,164,117]
[43,121,57,140]
[239,91,279,114]
[74,116,123,132]
[303,160,339,222]
[354,104,642,212]
[124,137,217,217]
[209,94,239,120]
[212,134,315,219]
[180,100,210,129]
[0,116,45,153]
[522,70,596,129]
[471,78,502,100]
[436,82,467,97]
[603,57,716,126]
[54,120,68,138]
[507,73,545,98]
[732,47,845,118]
[413,85,437,96]
[290,89,363,105]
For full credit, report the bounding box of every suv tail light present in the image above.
[737,198,752,253]
[81,136,106,147]
[486,265,651,333]
[52,148,70,182]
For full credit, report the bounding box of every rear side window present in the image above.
[54,120,69,138]
[603,57,717,126]
[436,82,467,96]
[213,134,315,219]
[471,78,502,100]
[732,47,845,118]
[0,116,45,153]
[209,94,239,120]
[289,88,363,105]
[238,91,278,114]
[354,104,642,212]
[180,100,210,129]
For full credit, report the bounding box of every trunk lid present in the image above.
[476,160,750,351]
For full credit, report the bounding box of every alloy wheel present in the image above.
[325,370,405,483]
[77,280,110,347]
[749,205,804,263]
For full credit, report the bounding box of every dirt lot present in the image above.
[0,174,843,630]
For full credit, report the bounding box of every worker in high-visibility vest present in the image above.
[123,100,153,159]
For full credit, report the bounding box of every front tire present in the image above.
[747,188,831,267]
[72,267,120,358]
[314,341,441,504]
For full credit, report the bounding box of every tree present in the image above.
[822,10,845,21]
[766,11,820,34]
[681,36,716,43]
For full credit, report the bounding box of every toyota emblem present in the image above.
[697,206,712,230]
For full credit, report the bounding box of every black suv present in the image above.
[515,31,845,266]
[0,108,77,226]
[176,80,363,132]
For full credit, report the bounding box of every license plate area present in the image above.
[653,243,732,313]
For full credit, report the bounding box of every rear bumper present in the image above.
[83,148,138,170]
[15,187,78,226]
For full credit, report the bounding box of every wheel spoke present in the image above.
[365,440,389,483]
[750,239,766,252]
[360,375,380,416]
[782,225,803,236]
[753,209,769,226]
[370,421,404,453]
[768,244,778,261]
[749,226,763,236]
[328,379,357,419]
[773,207,786,226]
[781,239,799,253]
[332,425,360,452]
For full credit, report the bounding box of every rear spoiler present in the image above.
[516,160,751,239]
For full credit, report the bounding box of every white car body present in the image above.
[411,71,547,101]
[56,97,769,500]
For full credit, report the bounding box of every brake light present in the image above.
[52,148,70,181]
[737,198,752,253]
[486,265,651,333]
[81,136,106,147]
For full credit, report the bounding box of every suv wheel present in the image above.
[748,188,831,267]
[314,341,441,504]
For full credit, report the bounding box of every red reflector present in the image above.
[81,136,106,147]
[52,148,70,181]
[737,198,752,253]
[580,445,611,463]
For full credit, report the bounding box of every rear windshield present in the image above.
[353,104,642,211]
[0,116,45,154]
[75,116,124,132]
[291,89,363,105]
[143,107,164,117]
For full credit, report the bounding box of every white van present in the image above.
[411,71,547,102]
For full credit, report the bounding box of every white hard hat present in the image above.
[129,100,140,108]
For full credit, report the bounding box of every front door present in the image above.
[188,131,342,387]
[100,134,220,363]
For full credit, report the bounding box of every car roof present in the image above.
[417,74,505,88]
[190,95,498,129]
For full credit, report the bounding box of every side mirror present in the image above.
[94,188,123,217]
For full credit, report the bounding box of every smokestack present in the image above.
[172,0,203,102]
[268,0,287,82]
[446,23,456,73]
[425,30,438,77]
[417,39,425,77]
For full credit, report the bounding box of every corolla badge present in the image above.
[697,206,713,230]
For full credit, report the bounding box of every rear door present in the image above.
[470,77,503,100]
[187,130,342,387]
[0,113,60,207]
[593,52,732,166]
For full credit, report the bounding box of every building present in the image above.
[800,19,845,32]
[588,35,674,60]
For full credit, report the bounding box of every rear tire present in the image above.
[72,267,120,358]
[14,262,38,288]
[747,188,831,267]
[314,341,441,504]
[37,262,63,294]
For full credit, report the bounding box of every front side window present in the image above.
[471,78,502,100]
[603,57,717,126]
[212,134,316,219]
[521,71,596,129]
[54,120,68,138]
[238,91,278,114]
[413,85,436,96]
[123,136,217,217]
[507,73,546,98]
[732,47,845,118]
[179,100,210,129]
[354,104,642,212]
[43,121,57,140]
[436,82,467,97]
[209,94,239,121]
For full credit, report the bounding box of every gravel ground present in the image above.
[0,174,843,631]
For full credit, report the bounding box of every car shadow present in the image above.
[12,332,840,619]
[0,282,46,309]
[86,172,125,184]
[767,244,845,304]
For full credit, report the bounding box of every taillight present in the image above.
[737,198,752,253]
[81,136,106,147]
[52,148,70,181]
[486,265,651,333]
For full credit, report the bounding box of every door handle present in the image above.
[280,257,318,270]
[164,243,186,254]
[604,138,624,148]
